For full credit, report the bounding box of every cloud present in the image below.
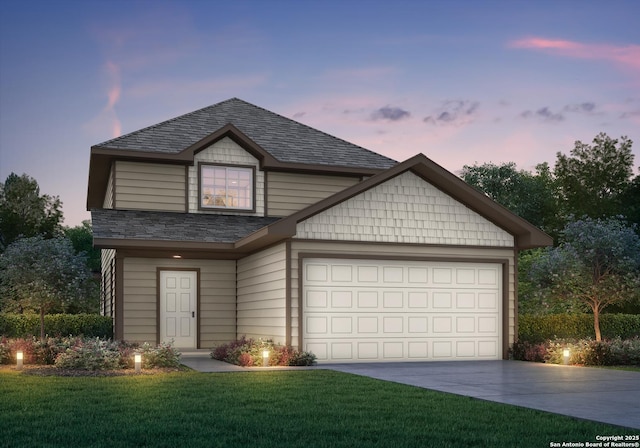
[371,106,411,121]
[105,61,122,137]
[520,107,564,122]
[521,102,598,123]
[423,100,479,126]
[83,60,122,139]
[564,102,596,113]
[509,37,640,73]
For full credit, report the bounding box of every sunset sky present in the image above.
[1,0,639,226]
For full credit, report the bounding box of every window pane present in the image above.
[201,165,253,209]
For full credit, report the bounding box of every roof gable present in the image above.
[276,154,553,250]
[88,98,397,209]
[93,98,397,170]
[294,170,515,247]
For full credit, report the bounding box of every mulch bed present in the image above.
[0,364,188,377]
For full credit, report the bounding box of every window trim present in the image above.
[198,162,256,213]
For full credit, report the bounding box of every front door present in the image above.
[160,270,197,349]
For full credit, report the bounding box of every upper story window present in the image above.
[200,164,254,211]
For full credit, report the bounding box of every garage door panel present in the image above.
[305,312,498,339]
[306,338,500,362]
[303,259,502,362]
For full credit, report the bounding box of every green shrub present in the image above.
[139,342,181,368]
[288,350,317,366]
[55,338,122,370]
[0,338,11,364]
[0,336,180,370]
[211,337,317,367]
[0,313,113,338]
[518,313,640,343]
[608,337,640,365]
[511,337,640,366]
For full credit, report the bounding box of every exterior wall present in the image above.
[289,241,516,352]
[295,171,514,247]
[100,249,116,317]
[237,243,287,343]
[103,165,114,209]
[188,137,265,216]
[267,172,361,217]
[121,258,236,347]
[114,161,186,212]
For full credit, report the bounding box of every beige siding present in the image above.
[100,249,116,318]
[237,243,287,343]
[115,161,186,212]
[188,137,265,216]
[295,171,514,247]
[289,241,516,351]
[122,258,236,347]
[267,172,361,217]
[103,165,114,209]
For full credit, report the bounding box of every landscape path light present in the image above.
[134,353,142,373]
[262,350,270,367]
[16,351,23,370]
[563,348,570,365]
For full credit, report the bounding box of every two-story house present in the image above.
[87,98,551,362]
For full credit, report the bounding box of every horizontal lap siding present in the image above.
[100,249,116,318]
[103,166,114,209]
[267,172,360,217]
[122,258,236,347]
[237,243,287,343]
[290,241,516,350]
[115,161,185,212]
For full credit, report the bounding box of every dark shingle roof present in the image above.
[95,98,397,170]
[91,209,280,243]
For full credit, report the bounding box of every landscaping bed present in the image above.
[0,336,181,371]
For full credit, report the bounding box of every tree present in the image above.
[0,236,97,339]
[65,220,101,272]
[554,133,634,219]
[618,173,640,229]
[0,173,63,251]
[529,217,640,341]
[460,161,561,238]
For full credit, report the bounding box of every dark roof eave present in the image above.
[93,238,236,252]
[87,124,388,210]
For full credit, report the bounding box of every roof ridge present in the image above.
[238,99,398,164]
[95,97,240,147]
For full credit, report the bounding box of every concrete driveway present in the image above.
[324,360,640,430]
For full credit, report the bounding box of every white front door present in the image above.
[160,270,197,349]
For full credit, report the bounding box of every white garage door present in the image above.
[302,258,502,362]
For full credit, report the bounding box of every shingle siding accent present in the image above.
[294,172,515,247]
[114,161,185,212]
[267,172,361,217]
[188,137,265,216]
[236,243,287,343]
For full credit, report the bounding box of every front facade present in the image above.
[88,98,551,362]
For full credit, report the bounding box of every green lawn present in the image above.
[1,368,636,448]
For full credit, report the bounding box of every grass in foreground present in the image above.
[0,369,635,448]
